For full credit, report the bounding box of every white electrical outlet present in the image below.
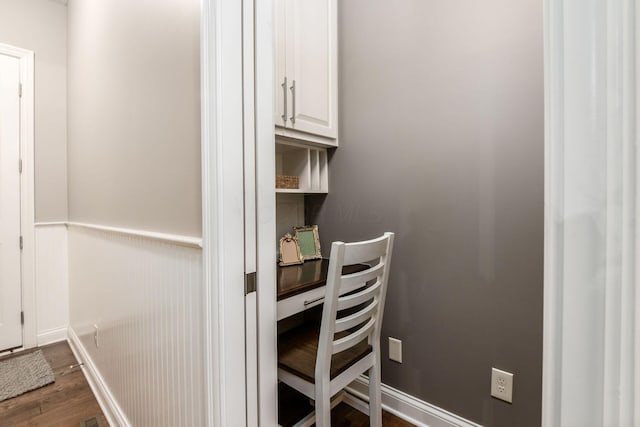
[388,337,402,363]
[491,367,514,403]
[93,324,99,348]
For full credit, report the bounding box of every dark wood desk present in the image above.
[277,259,368,320]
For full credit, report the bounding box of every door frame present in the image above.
[254,0,278,425]
[542,0,640,424]
[201,0,277,424]
[201,0,246,423]
[0,42,35,352]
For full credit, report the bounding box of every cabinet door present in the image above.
[274,0,288,128]
[285,0,337,139]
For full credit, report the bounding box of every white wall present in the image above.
[64,0,205,424]
[67,0,201,236]
[0,0,67,222]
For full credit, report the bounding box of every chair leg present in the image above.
[315,386,331,427]
[368,361,382,426]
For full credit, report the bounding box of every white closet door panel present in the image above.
[0,54,22,351]
[274,0,288,128]
[286,0,337,138]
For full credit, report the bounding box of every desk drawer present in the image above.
[277,281,367,321]
[277,287,325,321]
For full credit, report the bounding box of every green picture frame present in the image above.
[294,225,322,261]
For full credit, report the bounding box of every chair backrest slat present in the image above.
[342,237,389,266]
[337,279,382,311]
[334,299,379,333]
[340,261,385,289]
[332,318,376,355]
[315,233,394,381]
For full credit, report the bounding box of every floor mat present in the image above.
[0,349,55,402]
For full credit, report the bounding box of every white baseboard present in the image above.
[345,376,482,427]
[67,328,130,427]
[37,327,68,346]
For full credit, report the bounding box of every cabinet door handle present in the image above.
[304,296,324,306]
[290,80,296,125]
[281,77,288,123]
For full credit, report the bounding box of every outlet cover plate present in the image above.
[491,367,513,403]
[388,337,402,363]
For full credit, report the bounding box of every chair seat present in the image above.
[278,321,372,383]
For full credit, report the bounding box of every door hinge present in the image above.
[21,311,24,325]
[19,236,23,250]
[245,272,257,295]
[18,83,22,98]
[19,159,22,174]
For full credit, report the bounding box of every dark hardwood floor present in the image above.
[279,383,414,426]
[1,342,411,426]
[0,341,108,427]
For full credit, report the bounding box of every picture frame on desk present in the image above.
[294,225,322,261]
[279,233,304,266]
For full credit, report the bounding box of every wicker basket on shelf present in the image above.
[276,175,299,189]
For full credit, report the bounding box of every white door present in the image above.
[286,0,337,138]
[0,53,22,352]
[274,0,287,129]
[202,0,277,423]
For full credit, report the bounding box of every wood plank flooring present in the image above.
[0,341,108,427]
[279,383,414,426]
[1,341,412,426]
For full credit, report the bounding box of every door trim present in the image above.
[0,43,35,351]
[255,0,278,424]
[542,1,640,424]
[201,1,248,425]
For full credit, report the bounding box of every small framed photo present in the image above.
[294,225,322,261]
[279,233,303,266]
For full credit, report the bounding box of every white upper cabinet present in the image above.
[274,0,338,146]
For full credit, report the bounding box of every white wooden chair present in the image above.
[278,232,395,426]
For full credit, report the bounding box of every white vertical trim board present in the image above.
[201,0,248,424]
[255,0,278,425]
[346,376,482,427]
[541,0,564,424]
[0,42,36,350]
[543,0,640,425]
[35,223,69,345]
[242,0,259,424]
[67,226,206,426]
[635,2,640,419]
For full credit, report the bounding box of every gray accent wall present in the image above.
[67,0,201,236]
[0,0,68,222]
[306,1,543,425]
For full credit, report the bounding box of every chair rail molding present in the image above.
[66,222,202,248]
[543,0,640,425]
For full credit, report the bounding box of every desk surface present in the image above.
[277,259,368,301]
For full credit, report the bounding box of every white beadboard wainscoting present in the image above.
[67,224,205,427]
[34,223,69,345]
